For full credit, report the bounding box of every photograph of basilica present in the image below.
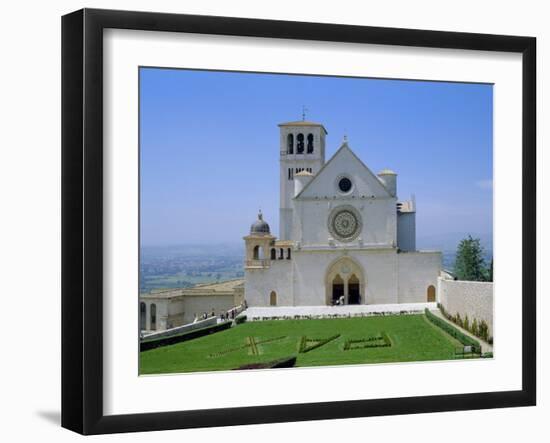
[138,68,494,374]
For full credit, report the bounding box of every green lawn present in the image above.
[139,314,464,375]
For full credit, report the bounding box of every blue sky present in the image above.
[140,68,493,249]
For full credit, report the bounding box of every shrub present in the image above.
[344,332,392,350]
[209,335,287,358]
[233,356,297,370]
[246,336,259,355]
[235,315,247,325]
[424,309,480,349]
[471,318,479,337]
[463,315,470,332]
[299,334,340,353]
[140,321,232,351]
[455,312,463,328]
[479,320,489,341]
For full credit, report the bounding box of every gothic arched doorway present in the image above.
[325,257,365,305]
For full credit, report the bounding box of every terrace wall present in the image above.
[438,278,494,335]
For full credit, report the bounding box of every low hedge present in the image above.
[140,321,232,351]
[235,315,247,325]
[344,332,392,350]
[233,356,297,370]
[299,334,340,353]
[209,335,287,358]
[425,309,481,350]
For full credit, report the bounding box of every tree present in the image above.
[487,258,493,282]
[454,235,487,281]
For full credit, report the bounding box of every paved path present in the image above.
[430,309,493,353]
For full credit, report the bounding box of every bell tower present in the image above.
[278,120,327,240]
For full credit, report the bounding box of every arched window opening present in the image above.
[287,248,291,259]
[427,285,436,302]
[307,133,314,153]
[140,302,146,330]
[270,291,277,306]
[288,168,293,180]
[253,245,260,260]
[287,134,294,154]
[270,248,276,260]
[150,304,157,331]
[279,248,284,259]
[297,133,304,153]
[348,274,361,305]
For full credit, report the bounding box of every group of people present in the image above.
[219,309,237,321]
[192,300,248,324]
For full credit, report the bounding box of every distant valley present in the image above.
[140,235,492,293]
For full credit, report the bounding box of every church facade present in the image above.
[243,120,442,307]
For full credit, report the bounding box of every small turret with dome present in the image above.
[244,210,275,269]
[250,210,271,235]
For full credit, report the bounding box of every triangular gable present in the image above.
[296,143,392,199]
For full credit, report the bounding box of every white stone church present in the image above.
[243,120,442,308]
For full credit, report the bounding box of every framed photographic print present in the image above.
[61,8,536,435]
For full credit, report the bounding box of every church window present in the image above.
[297,133,304,153]
[150,304,157,331]
[338,177,353,193]
[253,245,260,260]
[287,248,291,259]
[270,248,276,260]
[270,291,277,306]
[307,133,314,153]
[287,134,294,154]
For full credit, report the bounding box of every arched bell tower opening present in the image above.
[325,257,365,305]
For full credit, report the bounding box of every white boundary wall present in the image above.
[438,278,494,335]
[244,302,436,320]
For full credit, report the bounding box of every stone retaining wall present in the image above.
[438,278,494,335]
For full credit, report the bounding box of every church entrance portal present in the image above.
[326,258,365,305]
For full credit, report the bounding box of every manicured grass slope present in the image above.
[140,314,461,374]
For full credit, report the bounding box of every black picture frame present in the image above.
[61,8,536,435]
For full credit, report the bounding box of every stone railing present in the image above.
[245,259,270,268]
